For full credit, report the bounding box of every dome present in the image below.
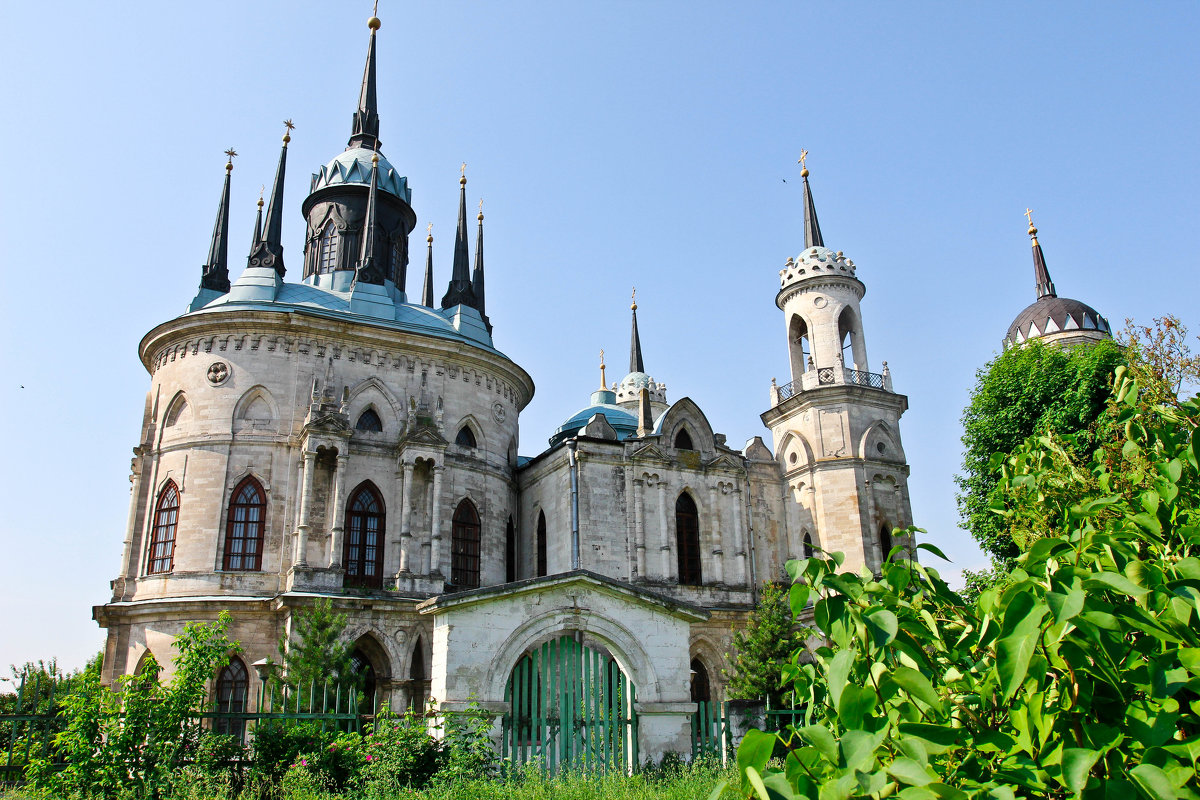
[1006,295,1111,344]
[310,147,411,203]
[549,403,638,446]
[619,371,652,390]
[779,246,858,288]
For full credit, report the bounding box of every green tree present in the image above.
[956,337,1124,567]
[726,370,1200,799]
[275,598,358,694]
[724,582,810,707]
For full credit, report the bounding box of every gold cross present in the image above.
[798,149,808,169]
[372,0,379,15]
[461,162,467,178]
[631,287,636,303]
[478,198,483,214]
[1024,208,1034,226]
[283,119,295,133]
[427,222,433,236]
[600,349,607,387]
[224,147,238,161]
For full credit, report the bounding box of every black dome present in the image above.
[1006,295,1110,344]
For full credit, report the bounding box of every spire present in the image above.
[472,198,486,317]
[422,224,435,306]
[248,121,292,276]
[629,288,645,373]
[599,349,607,390]
[1025,209,1056,299]
[441,165,478,308]
[251,190,264,248]
[798,150,825,248]
[354,152,385,284]
[347,15,382,150]
[200,150,235,293]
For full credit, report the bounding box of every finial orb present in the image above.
[1028,224,1038,237]
[368,16,381,30]
[460,176,467,186]
[226,161,233,172]
[371,153,380,164]
[283,134,291,143]
[478,211,484,221]
[800,167,809,178]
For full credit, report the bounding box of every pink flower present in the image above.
[300,759,307,766]
[366,755,373,761]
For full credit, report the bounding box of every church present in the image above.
[89,11,1106,762]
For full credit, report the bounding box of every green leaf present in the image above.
[738,729,776,789]
[898,723,961,754]
[889,757,936,786]
[837,683,877,729]
[840,729,884,773]
[827,650,853,708]
[706,778,729,800]
[864,608,899,646]
[915,543,950,561]
[789,584,811,618]
[798,724,839,763]
[997,628,1042,701]
[1130,763,1176,800]
[891,667,944,713]
[1060,748,1100,793]
[1086,572,1149,598]
[1046,587,1085,624]
[745,766,771,800]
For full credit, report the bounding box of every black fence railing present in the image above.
[774,367,887,402]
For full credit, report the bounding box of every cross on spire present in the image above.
[1024,208,1035,227]
[798,149,808,170]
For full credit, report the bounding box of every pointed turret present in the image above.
[200,151,235,293]
[440,168,478,309]
[422,225,435,306]
[629,290,645,373]
[251,192,264,249]
[1026,211,1056,299]
[472,200,486,318]
[347,16,382,151]
[248,122,292,276]
[799,151,824,248]
[354,152,385,285]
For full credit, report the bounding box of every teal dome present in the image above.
[550,401,638,446]
[310,147,411,203]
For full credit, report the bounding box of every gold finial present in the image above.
[224,147,237,172]
[460,162,467,186]
[599,349,607,389]
[1025,207,1038,240]
[282,119,295,144]
[631,287,637,311]
[478,197,484,221]
[368,0,381,30]
[371,152,380,165]
[798,149,809,178]
[426,222,433,243]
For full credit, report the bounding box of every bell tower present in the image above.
[760,156,914,574]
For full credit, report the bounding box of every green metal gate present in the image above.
[501,634,638,774]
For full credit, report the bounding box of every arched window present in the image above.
[880,524,895,565]
[455,426,477,448]
[215,657,248,740]
[164,394,187,427]
[135,650,160,681]
[676,493,702,586]
[409,638,427,714]
[317,222,338,273]
[837,307,865,371]
[451,499,481,588]
[223,477,265,571]
[674,428,695,451]
[505,516,516,583]
[802,530,814,559]
[391,238,405,285]
[147,481,180,575]
[350,649,378,711]
[536,511,547,577]
[690,658,711,703]
[356,408,383,432]
[344,483,385,588]
[789,315,812,379]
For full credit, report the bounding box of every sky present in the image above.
[0,1,1196,675]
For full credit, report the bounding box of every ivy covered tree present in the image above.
[724,582,810,707]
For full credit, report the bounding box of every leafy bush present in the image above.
[434,704,497,787]
[357,706,441,795]
[249,720,340,784]
[731,371,1200,798]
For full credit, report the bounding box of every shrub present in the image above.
[356,706,440,796]
[434,704,497,787]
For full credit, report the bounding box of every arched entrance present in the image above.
[502,633,637,774]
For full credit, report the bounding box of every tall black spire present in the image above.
[441,168,478,309]
[422,225,435,307]
[200,151,235,293]
[472,200,486,317]
[347,16,382,150]
[800,151,824,248]
[248,122,291,276]
[629,290,645,373]
[250,192,264,250]
[355,152,385,285]
[1026,210,1056,299]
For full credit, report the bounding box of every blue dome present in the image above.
[550,403,638,446]
[310,147,411,203]
[620,371,652,389]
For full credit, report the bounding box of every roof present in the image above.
[549,401,638,446]
[310,147,411,203]
[1006,295,1111,344]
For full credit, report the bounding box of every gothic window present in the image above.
[880,524,895,564]
[390,238,405,284]
[536,511,547,577]
[214,657,248,740]
[451,499,481,588]
[690,658,711,703]
[674,428,695,451]
[505,516,516,583]
[676,493,702,586]
[223,477,266,571]
[147,481,180,575]
[802,530,814,559]
[409,638,427,713]
[788,315,812,379]
[135,650,160,680]
[838,307,864,370]
[164,394,187,427]
[317,222,338,274]
[350,649,378,710]
[356,408,383,432]
[455,426,477,448]
[344,483,385,588]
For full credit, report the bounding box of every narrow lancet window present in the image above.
[147,481,180,575]
[676,493,702,586]
[224,477,266,571]
[317,222,338,273]
[344,483,385,588]
[451,499,481,588]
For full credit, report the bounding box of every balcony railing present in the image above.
[771,363,892,407]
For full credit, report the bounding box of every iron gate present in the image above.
[501,634,638,774]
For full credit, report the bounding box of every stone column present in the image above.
[398,461,414,574]
[328,454,348,568]
[294,450,317,566]
[633,477,646,580]
[708,484,724,585]
[731,484,747,585]
[657,477,672,581]
[429,464,444,577]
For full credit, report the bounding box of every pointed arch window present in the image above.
[690,658,711,703]
[802,530,814,559]
[350,649,378,710]
[224,477,266,571]
[147,481,180,575]
[356,408,383,432]
[536,511,547,577]
[164,394,187,428]
[455,426,477,448]
[505,516,516,583]
[214,657,248,740]
[390,238,405,285]
[676,493,702,586]
[409,638,427,714]
[880,524,895,565]
[674,428,695,451]
[451,499,481,588]
[789,315,812,377]
[344,483,385,588]
[317,222,339,274]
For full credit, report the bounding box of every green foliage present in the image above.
[956,337,1124,565]
[274,599,357,695]
[725,582,811,707]
[248,720,339,784]
[434,703,498,787]
[356,706,441,795]
[730,372,1200,799]
[28,612,239,799]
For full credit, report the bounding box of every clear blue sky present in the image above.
[1,1,1196,674]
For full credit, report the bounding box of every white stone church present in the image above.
[93,13,926,761]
